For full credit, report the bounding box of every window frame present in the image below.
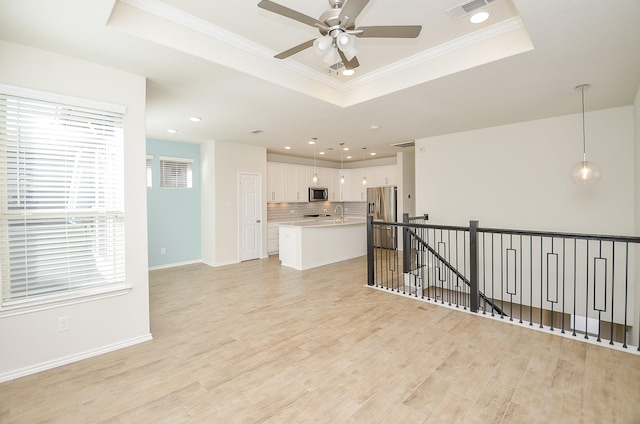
[159,156,194,189]
[0,84,129,313]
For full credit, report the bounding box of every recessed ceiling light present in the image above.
[167,129,177,133]
[308,140,315,145]
[319,151,325,155]
[470,11,489,24]
[370,152,376,156]
[342,69,355,76]
[284,146,291,150]
[189,117,201,122]
[370,125,380,130]
[343,147,349,151]
[346,155,352,159]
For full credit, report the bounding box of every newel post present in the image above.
[367,215,374,286]
[402,213,410,275]
[469,220,479,313]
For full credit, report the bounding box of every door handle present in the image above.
[256,219,261,223]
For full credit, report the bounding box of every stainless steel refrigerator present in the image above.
[367,186,397,249]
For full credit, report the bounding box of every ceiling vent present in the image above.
[446,0,501,19]
[391,141,415,148]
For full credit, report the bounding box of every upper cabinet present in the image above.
[307,167,327,188]
[283,164,307,202]
[267,162,397,203]
[350,167,374,202]
[325,168,340,202]
[373,165,397,186]
[267,162,285,202]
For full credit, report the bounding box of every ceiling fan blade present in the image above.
[339,0,370,22]
[258,0,324,28]
[338,49,360,70]
[274,39,315,59]
[355,25,422,38]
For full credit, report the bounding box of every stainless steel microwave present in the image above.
[308,187,328,202]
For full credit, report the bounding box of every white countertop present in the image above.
[269,216,365,225]
[279,217,366,228]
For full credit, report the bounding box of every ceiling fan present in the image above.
[257,0,422,70]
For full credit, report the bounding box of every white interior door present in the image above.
[239,173,262,261]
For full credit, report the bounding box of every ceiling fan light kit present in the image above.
[258,0,422,70]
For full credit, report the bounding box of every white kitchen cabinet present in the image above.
[267,222,280,254]
[284,164,307,202]
[326,168,340,201]
[307,166,326,187]
[374,165,397,186]
[350,167,374,201]
[267,162,285,202]
[339,169,351,201]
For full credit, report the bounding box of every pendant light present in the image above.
[311,138,318,184]
[362,147,367,185]
[570,84,601,184]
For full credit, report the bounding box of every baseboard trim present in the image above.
[0,333,153,383]
[148,260,202,271]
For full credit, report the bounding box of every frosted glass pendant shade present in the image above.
[571,160,601,184]
[313,35,332,55]
[323,46,339,64]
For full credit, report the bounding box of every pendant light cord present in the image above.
[581,86,586,162]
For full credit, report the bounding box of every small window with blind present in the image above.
[146,155,153,188]
[160,156,193,188]
[0,87,127,309]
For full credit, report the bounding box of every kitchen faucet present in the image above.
[334,205,344,221]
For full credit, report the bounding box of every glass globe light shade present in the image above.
[570,160,601,184]
[313,173,318,183]
[323,46,340,64]
[313,35,332,55]
[336,33,358,61]
[340,175,345,184]
[362,176,367,185]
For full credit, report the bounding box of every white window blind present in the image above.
[160,156,193,188]
[0,91,126,306]
[146,155,153,188]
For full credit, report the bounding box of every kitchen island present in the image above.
[278,218,366,270]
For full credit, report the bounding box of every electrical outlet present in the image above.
[160,247,166,254]
[57,316,69,332]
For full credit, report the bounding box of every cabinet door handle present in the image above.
[256,220,261,223]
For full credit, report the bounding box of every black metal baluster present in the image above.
[519,235,523,324]
[623,243,629,349]
[529,236,533,326]
[609,242,615,345]
[585,241,590,340]
[500,234,504,319]
[561,238,566,334]
[572,238,577,337]
[482,232,487,314]
[491,233,495,317]
[539,236,543,329]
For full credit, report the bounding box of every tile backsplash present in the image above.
[268,201,366,220]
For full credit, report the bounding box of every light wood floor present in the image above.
[1,255,639,423]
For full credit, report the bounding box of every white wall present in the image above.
[415,107,635,235]
[201,141,267,266]
[0,41,151,381]
[398,151,416,218]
